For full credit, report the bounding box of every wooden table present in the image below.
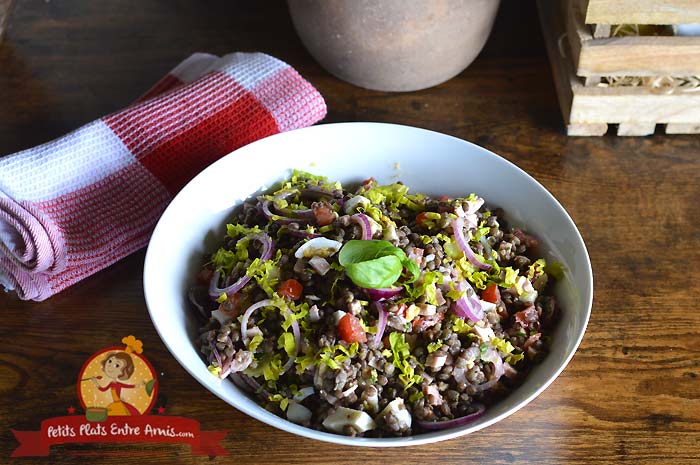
[1,1,699,463]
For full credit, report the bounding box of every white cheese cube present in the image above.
[322,407,376,433]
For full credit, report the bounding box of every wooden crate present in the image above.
[0,0,13,43]
[584,0,700,25]
[567,0,700,78]
[538,0,700,136]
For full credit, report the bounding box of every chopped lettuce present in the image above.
[282,300,309,331]
[277,332,296,358]
[527,258,547,280]
[502,267,519,289]
[226,223,263,238]
[273,169,342,194]
[234,237,251,261]
[491,337,516,355]
[294,352,317,373]
[361,182,426,211]
[210,248,238,274]
[317,343,359,370]
[472,222,491,242]
[245,353,283,381]
[401,270,443,304]
[268,394,289,411]
[417,212,442,229]
[506,353,525,365]
[296,342,361,372]
[427,341,443,353]
[358,205,385,223]
[249,333,264,351]
[246,249,282,296]
[456,258,491,290]
[451,316,472,334]
[491,336,525,365]
[388,332,423,388]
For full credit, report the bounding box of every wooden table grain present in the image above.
[1,1,699,464]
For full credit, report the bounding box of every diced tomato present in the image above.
[412,317,424,329]
[438,196,450,202]
[197,268,214,286]
[338,314,367,343]
[312,201,336,226]
[362,177,375,186]
[416,212,432,228]
[219,293,242,317]
[481,284,500,303]
[277,278,304,301]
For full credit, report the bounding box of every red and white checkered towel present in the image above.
[0,52,327,301]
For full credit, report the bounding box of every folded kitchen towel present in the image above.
[0,52,327,301]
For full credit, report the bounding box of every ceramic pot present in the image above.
[287,0,501,91]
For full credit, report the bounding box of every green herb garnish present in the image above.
[338,240,419,289]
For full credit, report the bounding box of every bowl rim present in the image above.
[143,122,593,447]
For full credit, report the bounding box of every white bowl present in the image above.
[144,122,592,447]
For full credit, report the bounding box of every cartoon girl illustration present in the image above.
[79,335,157,419]
[88,351,145,416]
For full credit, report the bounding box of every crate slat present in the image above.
[571,86,700,125]
[617,123,657,136]
[568,0,700,77]
[666,123,700,134]
[585,0,700,25]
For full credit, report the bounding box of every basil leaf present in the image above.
[339,240,420,288]
[344,255,403,289]
[339,240,402,266]
[402,258,420,283]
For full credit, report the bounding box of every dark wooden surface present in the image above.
[1,1,699,464]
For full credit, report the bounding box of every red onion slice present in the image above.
[453,216,492,271]
[261,200,313,225]
[211,342,222,368]
[363,286,402,301]
[286,229,321,239]
[374,302,388,345]
[350,213,373,240]
[234,373,271,399]
[451,280,484,323]
[416,404,486,430]
[285,208,314,218]
[260,189,315,223]
[254,232,274,261]
[240,299,273,342]
[208,232,273,299]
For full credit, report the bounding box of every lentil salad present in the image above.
[189,171,561,436]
